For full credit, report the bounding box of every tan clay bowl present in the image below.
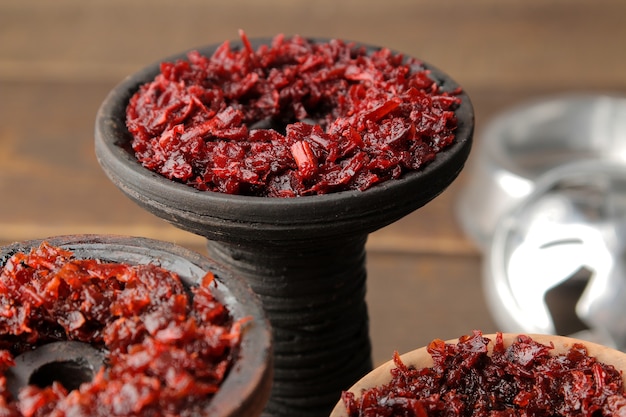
[330,333,626,417]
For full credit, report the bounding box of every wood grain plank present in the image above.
[366,251,497,364]
[1,0,625,91]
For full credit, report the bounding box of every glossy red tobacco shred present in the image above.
[0,242,244,417]
[126,32,462,197]
[341,330,626,417]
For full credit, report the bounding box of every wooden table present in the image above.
[1,0,625,368]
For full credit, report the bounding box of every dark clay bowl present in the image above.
[94,38,473,245]
[94,37,473,417]
[0,234,273,417]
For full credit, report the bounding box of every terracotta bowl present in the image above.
[330,333,626,417]
[0,234,273,417]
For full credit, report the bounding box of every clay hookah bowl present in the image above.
[95,38,473,417]
[329,333,626,417]
[1,234,272,417]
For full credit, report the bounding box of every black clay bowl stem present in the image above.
[0,235,272,417]
[95,38,473,417]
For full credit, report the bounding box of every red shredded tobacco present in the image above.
[341,330,626,417]
[0,242,245,417]
[126,32,461,197]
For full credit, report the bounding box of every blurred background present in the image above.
[1,0,625,364]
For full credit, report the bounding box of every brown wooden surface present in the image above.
[1,0,626,366]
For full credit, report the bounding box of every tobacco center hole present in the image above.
[249,116,317,136]
[29,359,93,391]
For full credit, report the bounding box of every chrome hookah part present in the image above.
[485,161,626,351]
[457,94,626,251]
